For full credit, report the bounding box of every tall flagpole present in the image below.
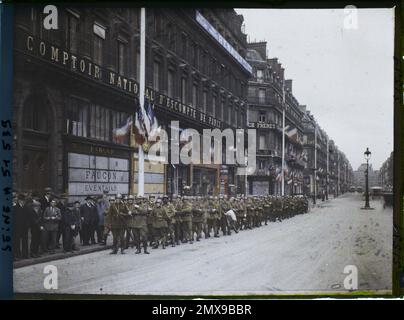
[138,7,146,196]
[326,136,329,200]
[281,80,286,196]
[314,123,317,204]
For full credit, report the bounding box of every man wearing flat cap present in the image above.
[13,193,29,260]
[27,200,43,258]
[40,187,53,212]
[43,199,61,253]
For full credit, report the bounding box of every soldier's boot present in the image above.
[152,241,159,249]
[143,242,150,254]
[110,249,118,254]
[120,248,126,254]
[135,245,141,254]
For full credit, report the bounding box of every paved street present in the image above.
[14,193,392,296]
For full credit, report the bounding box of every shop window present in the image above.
[66,97,88,137]
[90,105,110,142]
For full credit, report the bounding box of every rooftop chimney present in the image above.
[247,42,267,60]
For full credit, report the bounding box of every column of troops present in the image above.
[104,193,310,255]
[12,187,310,259]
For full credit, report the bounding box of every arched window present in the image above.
[23,96,49,132]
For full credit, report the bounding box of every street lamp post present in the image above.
[361,147,374,210]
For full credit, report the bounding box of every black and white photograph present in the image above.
[10,4,395,296]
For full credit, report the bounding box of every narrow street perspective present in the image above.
[14,193,392,295]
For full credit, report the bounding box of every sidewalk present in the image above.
[13,240,113,269]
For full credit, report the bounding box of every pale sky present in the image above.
[236,8,394,170]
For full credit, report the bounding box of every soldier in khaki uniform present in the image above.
[125,195,136,249]
[133,196,150,254]
[163,195,176,247]
[180,196,193,244]
[192,197,204,241]
[235,197,246,230]
[173,195,183,245]
[218,195,230,236]
[206,196,218,238]
[146,196,155,246]
[245,197,255,229]
[105,194,127,254]
[152,198,169,249]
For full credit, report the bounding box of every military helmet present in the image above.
[116,193,122,199]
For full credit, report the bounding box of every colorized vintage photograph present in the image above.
[11,5,394,295]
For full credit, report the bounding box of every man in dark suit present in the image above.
[13,193,29,260]
[43,199,61,253]
[40,187,53,212]
[56,193,69,249]
[80,196,94,246]
[28,200,43,258]
[89,197,99,244]
[62,203,81,252]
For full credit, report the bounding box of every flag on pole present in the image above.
[134,102,146,145]
[142,99,151,135]
[146,100,159,137]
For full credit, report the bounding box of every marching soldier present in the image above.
[173,195,183,245]
[152,198,169,249]
[180,196,193,244]
[163,195,177,247]
[106,194,127,254]
[146,195,155,246]
[133,196,150,254]
[192,197,204,241]
[218,195,230,236]
[235,197,246,230]
[125,195,136,249]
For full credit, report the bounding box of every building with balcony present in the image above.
[246,42,305,195]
